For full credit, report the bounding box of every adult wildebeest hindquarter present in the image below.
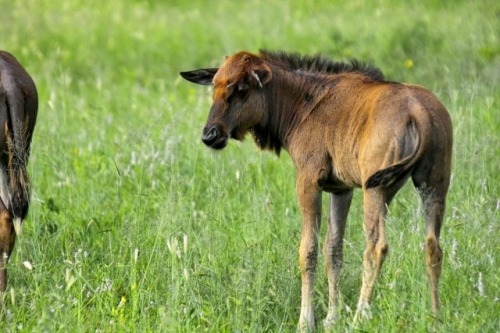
[0,51,38,293]
[180,50,452,330]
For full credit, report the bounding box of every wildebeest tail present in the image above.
[364,158,414,188]
[365,110,430,189]
[5,123,32,221]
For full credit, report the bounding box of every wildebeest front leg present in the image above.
[0,200,15,294]
[323,190,353,328]
[354,188,390,323]
[296,173,322,332]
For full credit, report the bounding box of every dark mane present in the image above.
[259,49,385,81]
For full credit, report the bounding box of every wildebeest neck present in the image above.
[250,66,333,155]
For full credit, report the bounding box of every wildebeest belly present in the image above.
[318,162,361,192]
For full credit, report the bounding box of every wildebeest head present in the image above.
[180,52,272,149]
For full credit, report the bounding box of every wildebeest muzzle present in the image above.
[201,124,228,149]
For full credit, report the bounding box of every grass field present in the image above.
[1,0,499,332]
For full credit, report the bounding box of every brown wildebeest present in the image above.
[0,51,38,293]
[180,50,452,331]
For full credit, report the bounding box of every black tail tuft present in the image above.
[10,170,30,220]
[364,163,411,189]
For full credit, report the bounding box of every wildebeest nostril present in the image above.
[202,126,218,145]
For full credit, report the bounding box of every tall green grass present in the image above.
[0,0,498,331]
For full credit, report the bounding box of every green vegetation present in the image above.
[0,0,498,331]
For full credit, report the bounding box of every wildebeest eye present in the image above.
[227,82,249,104]
[227,90,240,104]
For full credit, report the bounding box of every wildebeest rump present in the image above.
[180,50,452,331]
[0,51,38,293]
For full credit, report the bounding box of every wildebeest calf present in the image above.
[180,50,452,331]
[0,51,38,293]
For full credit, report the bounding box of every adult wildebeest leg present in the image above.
[0,200,15,293]
[296,173,322,332]
[323,190,353,328]
[0,119,14,295]
[354,188,392,323]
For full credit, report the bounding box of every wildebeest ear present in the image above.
[179,68,219,85]
[250,64,272,88]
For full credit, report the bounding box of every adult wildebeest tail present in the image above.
[3,123,31,223]
[0,51,38,227]
[364,108,430,189]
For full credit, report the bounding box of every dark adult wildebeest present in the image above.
[0,51,38,293]
[180,50,452,331]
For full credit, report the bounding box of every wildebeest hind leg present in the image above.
[412,149,451,318]
[0,200,15,294]
[418,186,447,317]
[354,188,392,323]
